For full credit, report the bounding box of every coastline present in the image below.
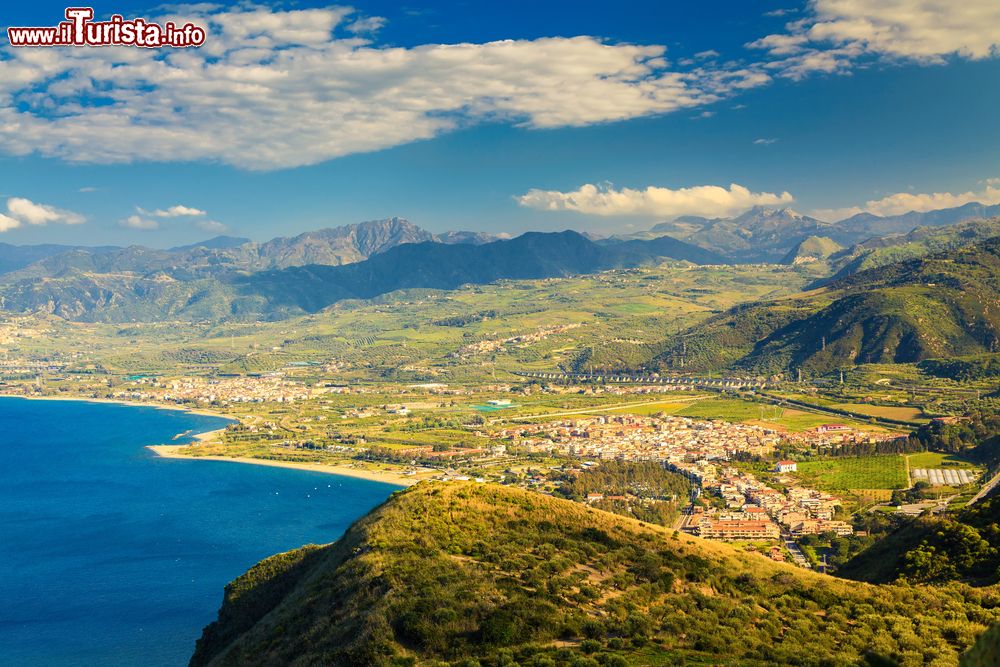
[147,445,421,487]
[0,393,234,421]
[2,392,420,487]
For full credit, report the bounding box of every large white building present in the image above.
[775,460,798,473]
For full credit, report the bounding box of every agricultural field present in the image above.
[673,397,885,433]
[512,395,893,432]
[827,403,928,422]
[794,456,909,492]
[904,452,977,469]
[598,400,696,416]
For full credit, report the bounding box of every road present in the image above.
[783,536,811,569]
[968,469,1000,506]
[672,503,696,531]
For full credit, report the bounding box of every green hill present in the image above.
[821,217,1000,285]
[656,236,1000,374]
[191,482,999,667]
[918,353,1000,381]
[838,496,1000,587]
[780,236,844,265]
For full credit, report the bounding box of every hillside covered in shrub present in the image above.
[192,482,1000,667]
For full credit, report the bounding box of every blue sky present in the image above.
[0,0,997,246]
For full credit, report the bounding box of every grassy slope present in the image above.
[193,482,1000,667]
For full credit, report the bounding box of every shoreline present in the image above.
[0,393,234,421]
[4,392,421,487]
[147,445,421,487]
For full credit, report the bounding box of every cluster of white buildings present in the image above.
[500,414,781,462]
[501,412,856,544]
[116,375,320,404]
[694,465,853,541]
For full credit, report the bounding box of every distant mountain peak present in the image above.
[168,236,251,252]
[734,206,813,223]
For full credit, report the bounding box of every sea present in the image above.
[0,397,400,666]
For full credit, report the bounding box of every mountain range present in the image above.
[4,204,1000,335]
[0,218,493,282]
[0,225,722,321]
[817,217,1000,284]
[626,202,1000,262]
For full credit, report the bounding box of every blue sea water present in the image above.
[0,397,400,666]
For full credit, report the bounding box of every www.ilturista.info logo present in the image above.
[7,7,206,48]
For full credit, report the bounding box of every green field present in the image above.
[905,451,977,469]
[673,398,881,432]
[599,401,692,416]
[795,456,909,491]
[828,403,928,422]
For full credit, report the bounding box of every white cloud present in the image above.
[749,33,811,57]
[347,16,387,35]
[751,0,1000,78]
[209,7,352,47]
[811,178,1000,220]
[0,213,20,232]
[0,6,763,170]
[806,0,1000,61]
[0,4,991,170]
[126,204,215,230]
[119,215,160,230]
[6,197,85,226]
[145,205,207,218]
[753,138,778,145]
[516,182,795,219]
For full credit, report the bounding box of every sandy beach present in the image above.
[147,445,423,487]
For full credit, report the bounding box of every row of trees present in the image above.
[907,410,1000,458]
